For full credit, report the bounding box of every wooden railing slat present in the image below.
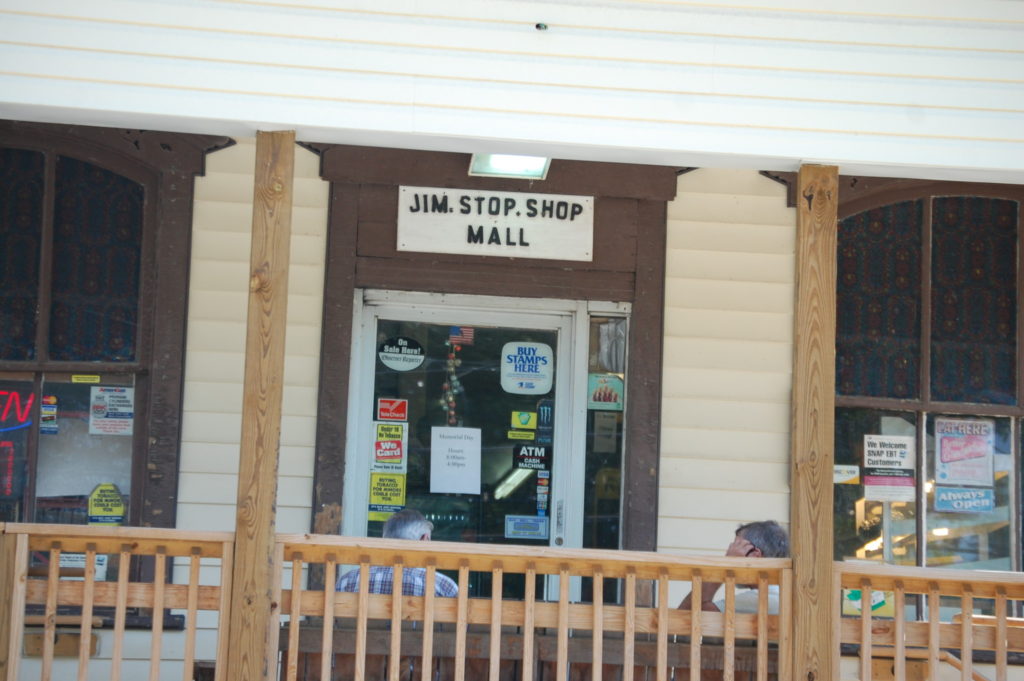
[146,546,164,681]
[724,572,736,681]
[389,562,403,681]
[996,587,1008,681]
[893,581,905,681]
[286,555,303,681]
[757,572,768,681]
[657,569,669,681]
[41,543,60,681]
[928,583,941,674]
[455,562,470,681]
[624,569,636,681]
[522,564,536,681]
[326,556,340,681]
[216,540,234,681]
[859,579,872,681]
[111,545,131,681]
[489,562,503,681]
[961,586,974,681]
[183,549,201,681]
[592,570,604,681]
[422,562,436,681]
[689,572,702,681]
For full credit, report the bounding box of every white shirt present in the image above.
[713,584,780,615]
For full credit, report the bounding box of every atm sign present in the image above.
[377,398,408,422]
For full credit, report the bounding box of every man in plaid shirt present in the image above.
[335,509,459,597]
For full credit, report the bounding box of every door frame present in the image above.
[340,289,630,553]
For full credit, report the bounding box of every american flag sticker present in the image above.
[448,326,475,345]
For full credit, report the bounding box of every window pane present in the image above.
[931,197,1017,404]
[837,201,922,398]
[834,408,918,565]
[925,415,1011,570]
[50,156,143,361]
[34,375,134,524]
[582,316,626,605]
[0,148,44,360]
[0,379,34,521]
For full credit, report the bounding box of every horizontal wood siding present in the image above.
[659,169,795,604]
[180,138,328,533]
[0,1,1021,182]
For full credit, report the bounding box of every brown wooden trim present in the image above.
[621,199,666,552]
[226,131,295,681]
[310,143,677,557]
[835,395,1024,418]
[790,164,838,681]
[310,182,360,539]
[318,145,679,201]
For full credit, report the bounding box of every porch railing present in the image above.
[7,522,1024,681]
[834,560,1024,681]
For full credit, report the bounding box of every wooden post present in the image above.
[225,131,295,681]
[0,526,14,678]
[791,164,838,681]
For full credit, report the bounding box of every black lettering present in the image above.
[459,196,471,214]
[518,228,529,247]
[505,227,517,246]
[504,197,516,215]
[487,227,502,245]
[473,196,486,214]
[555,201,569,219]
[488,196,501,215]
[570,203,583,221]
[408,194,422,213]
[431,194,449,213]
[526,199,537,217]
[467,225,484,244]
[541,200,554,218]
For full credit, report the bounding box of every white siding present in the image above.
[658,169,795,603]
[0,1,1022,182]
[179,137,328,532]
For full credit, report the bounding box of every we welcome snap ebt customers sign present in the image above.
[397,186,594,261]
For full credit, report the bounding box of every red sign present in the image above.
[377,398,408,422]
[375,439,403,462]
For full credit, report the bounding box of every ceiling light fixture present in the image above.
[469,153,550,180]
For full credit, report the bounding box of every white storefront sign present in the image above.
[397,186,594,261]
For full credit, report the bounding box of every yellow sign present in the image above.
[507,430,535,441]
[72,375,101,384]
[376,423,403,441]
[841,588,895,617]
[87,483,125,525]
[368,473,406,522]
[511,411,538,429]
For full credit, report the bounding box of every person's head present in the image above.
[383,509,434,541]
[735,520,789,558]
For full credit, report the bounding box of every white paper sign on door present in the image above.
[430,427,481,495]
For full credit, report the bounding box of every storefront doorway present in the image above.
[342,290,629,597]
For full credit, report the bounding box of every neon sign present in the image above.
[0,391,34,433]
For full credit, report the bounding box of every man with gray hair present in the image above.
[679,520,789,614]
[335,509,459,597]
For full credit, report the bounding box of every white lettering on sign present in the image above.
[398,186,594,262]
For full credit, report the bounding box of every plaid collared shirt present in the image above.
[335,565,459,597]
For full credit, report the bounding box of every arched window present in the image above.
[833,179,1024,577]
[0,121,230,529]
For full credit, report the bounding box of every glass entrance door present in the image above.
[343,292,580,563]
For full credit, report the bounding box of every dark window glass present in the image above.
[931,197,1017,404]
[837,200,922,398]
[50,156,143,362]
[0,148,44,360]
